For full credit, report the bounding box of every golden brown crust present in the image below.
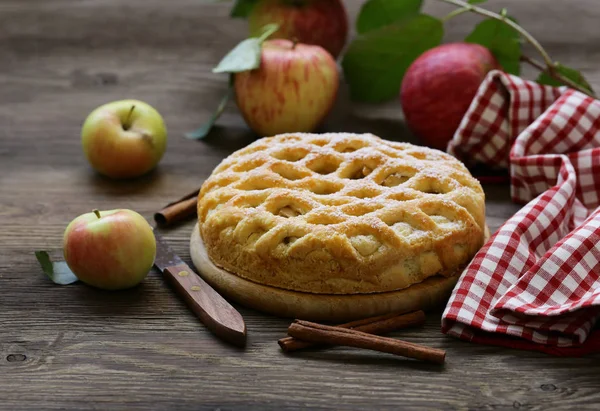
[190,223,462,321]
[198,133,485,294]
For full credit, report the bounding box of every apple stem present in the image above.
[123,105,136,131]
[93,209,101,219]
[291,38,299,50]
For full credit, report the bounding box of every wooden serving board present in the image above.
[189,223,491,322]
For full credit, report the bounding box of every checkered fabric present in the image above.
[442,70,600,354]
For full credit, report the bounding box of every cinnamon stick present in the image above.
[278,310,425,352]
[154,189,199,227]
[287,320,446,364]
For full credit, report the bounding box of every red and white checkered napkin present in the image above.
[442,70,600,355]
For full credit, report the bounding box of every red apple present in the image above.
[248,0,348,58]
[400,43,501,151]
[63,209,156,290]
[81,99,167,179]
[234,39,339,136]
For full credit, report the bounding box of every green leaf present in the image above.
[536,64,595,94]
[342,14,444,103]
[195,24,278,139]
[465,17,521,75]
[356,0,423,34]
[35,250,78,285]
[231,0,258,18]
[468,0,487,4]
[213,38,262,74]
[212,23,278,74]
[186,77,234,140]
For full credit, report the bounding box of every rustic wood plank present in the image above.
[1,0,600,410]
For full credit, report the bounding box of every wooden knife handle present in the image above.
[163,263,247,347]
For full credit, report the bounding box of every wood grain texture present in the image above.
[1,0,599,410]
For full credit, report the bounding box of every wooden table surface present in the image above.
[1,1,599,409]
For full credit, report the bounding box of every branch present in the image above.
[520,55,592,95]
[439,0,594,97]
[440,0,552,66]
[442,7,470,22]
[519,55,546,72]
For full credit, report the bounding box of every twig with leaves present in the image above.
[440,0,594,96]
[339,0,595,102]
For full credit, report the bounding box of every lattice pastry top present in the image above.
[198,133,486,295]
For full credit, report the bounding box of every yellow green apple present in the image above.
[234,39,339,137]
[81,99,167,179]
[63,209,156,290]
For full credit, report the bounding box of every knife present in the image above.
[153,231,247,347]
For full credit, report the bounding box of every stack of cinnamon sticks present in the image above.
[154,189,199,227]
[279,311,446,364]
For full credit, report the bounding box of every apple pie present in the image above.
[197,133,485,295]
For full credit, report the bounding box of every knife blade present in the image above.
[153,231,247,347]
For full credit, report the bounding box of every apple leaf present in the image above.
[342,14,444,103]
[186,77,234,140]
[192,24,278,139]
[231,0,258,18]
[212,40,261,74]
[356,0,423,34]
[35,250,79,285]
[536,64,595,95]
[212,23,278,74]
[465,17,521,75]
[468,0,487,4]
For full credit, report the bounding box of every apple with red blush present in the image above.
[248,0,348,58]
[63,209,156,290]
[400,42,501,151]
[234,39,339,136]
[81,100,167,179]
